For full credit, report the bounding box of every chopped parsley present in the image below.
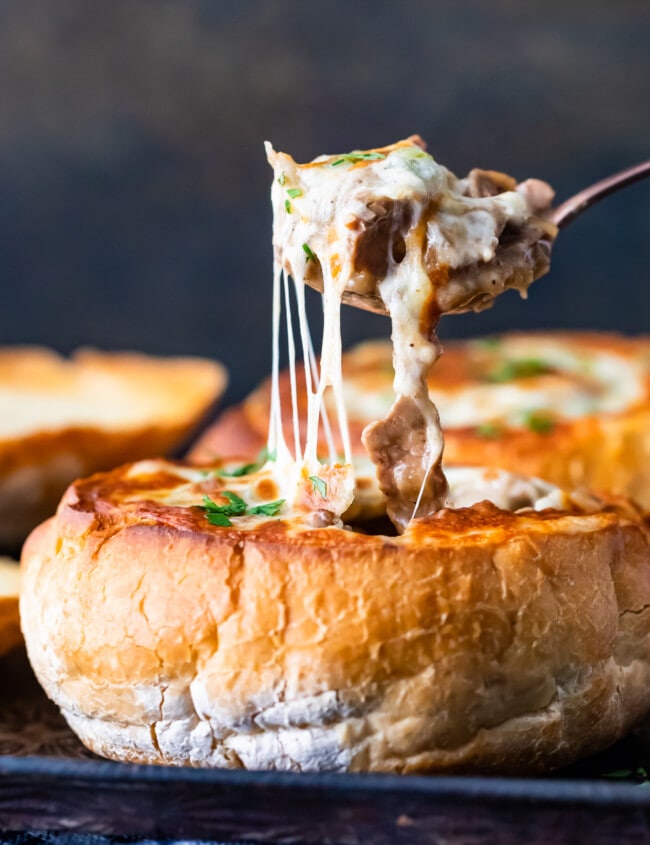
[475,422,504,439]
[473,336,502,350]
[202,494,239,527]
[286,187,303,199]
[219,491,248,515]
[202,491,285,527]
[278,172,286,186]
[331,151,386,166]
[604,766,649,784]
[218,462,259,478]
[205,511,233,527]
[216,447,275,478]
[487,358,549,383]
[523,411,555,434]
[248,499,285,516]
[309,476,327,498]
[285,199,292,214]
[302,243,316,263]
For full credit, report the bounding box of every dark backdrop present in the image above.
[1,0,648,405]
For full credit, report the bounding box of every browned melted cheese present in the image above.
[62,459,607,545]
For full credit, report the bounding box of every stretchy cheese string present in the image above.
[282,267,302,462]
[305,313,337,465]
[292,272,314,449]
[292,270,339,466]
[297,254,352,471]
[267,251,351,512]
[268,261,289,462]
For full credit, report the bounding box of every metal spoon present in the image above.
[551,160,650,228]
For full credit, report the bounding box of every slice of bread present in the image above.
[0,557,20,657]
[0,347,226,550]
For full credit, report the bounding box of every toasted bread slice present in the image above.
[0,347,226,549]
[0,557,20,657]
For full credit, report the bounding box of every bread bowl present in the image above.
[191,332,650,512]
[0,347,226,550]
[20,459,650,772]
[21,137,650,773]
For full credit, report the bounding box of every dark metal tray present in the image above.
[2,648,650,845]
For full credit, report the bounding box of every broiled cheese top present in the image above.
[111,458,581,530]
[338,335,648,431]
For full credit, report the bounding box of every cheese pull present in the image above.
[266,137,558,531]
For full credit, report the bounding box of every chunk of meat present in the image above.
[466,168,517,197]
[362,395,448,532]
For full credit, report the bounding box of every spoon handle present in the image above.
[551,160,650,229]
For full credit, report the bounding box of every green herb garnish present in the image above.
[285,199,292,214]
[604,766,650,783]
[309,476,327,498]
[302,243,316,263]
[202,488,284,527]
[603,769,633,779]
[523,411,555,434]
[331,151,386,166]
[487,358,549,383]
[205,511,233,527]
[248,499,285,516]
[219,491,248,515]
[218,462,259,478]
[286,188,303,199]
[203,493,240,528]
[202,493,245,527]
[278,172,286,186]
[473,336,502,350]
[216,447,275,478]
[475,422,504,439]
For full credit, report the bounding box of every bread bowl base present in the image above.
[1,649,650,844]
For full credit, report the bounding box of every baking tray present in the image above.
[2,650,650,844]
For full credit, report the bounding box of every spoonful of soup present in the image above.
[270,136,648,319]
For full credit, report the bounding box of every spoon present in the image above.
[306,160,650,316]
[551,160,650,228]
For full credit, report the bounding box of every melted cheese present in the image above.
[336,336,650,430]
[264,138,557,530]
[121,459,584,532]
[338,337,646,429]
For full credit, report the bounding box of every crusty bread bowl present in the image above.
[19,459,650,773]
[191,332,650,511]
[0,557,20,658]
[0,347,226,550]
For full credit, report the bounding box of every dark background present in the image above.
[1,0,648,405]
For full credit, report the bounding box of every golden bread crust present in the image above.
[0,556,21,657]
[20,460,650,772]
[0,347,226,548]
[190,332,650,510]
